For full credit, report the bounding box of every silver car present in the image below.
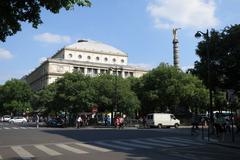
[9,117,27,124]
[1,115,11,122]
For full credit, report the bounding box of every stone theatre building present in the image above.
[24,40,147,91]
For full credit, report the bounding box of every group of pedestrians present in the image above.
[76,115,89,128]
[114,115,124,129]
[191,112,240,141]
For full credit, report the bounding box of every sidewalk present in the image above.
[197,128,240,149]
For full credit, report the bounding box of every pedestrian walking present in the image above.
[104,114,108,127]
[36,114,39,128]
[76,116,82,128]
[191,114,199,135]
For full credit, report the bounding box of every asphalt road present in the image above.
[0,123,239,160]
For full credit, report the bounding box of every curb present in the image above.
[196,135,240,149]
[209,142,240,149]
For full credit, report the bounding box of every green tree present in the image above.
[32,83,57,115]
[191,24,240,110]
[53,72,95,114]
[0,0,91,42]
[138,63,208,114]
[93,74,140,117]
[1,79,33,115]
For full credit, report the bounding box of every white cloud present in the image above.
[34,33,71,43]
[39,57,47,63]
[0,48,13,60]
[147,0,219,29]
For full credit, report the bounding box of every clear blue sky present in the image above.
[0,0,239,84]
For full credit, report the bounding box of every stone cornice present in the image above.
[48,58,147,72]
[64,48,128,57]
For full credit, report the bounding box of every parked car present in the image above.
[1,115,11,122]
[9,117,27,123]
[47,118,64,127]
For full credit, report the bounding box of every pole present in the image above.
[231,105,235,142]
[205,29,214,141]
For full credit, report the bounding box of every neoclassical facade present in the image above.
[24,40,148,91]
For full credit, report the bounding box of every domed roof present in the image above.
[65,40,127,56]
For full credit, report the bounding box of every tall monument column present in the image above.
[172,28,180,68]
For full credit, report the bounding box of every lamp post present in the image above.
[109,66,123,126]
[195,29,213,141]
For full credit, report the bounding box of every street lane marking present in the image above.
[146,138,189,147]
[171,137,199,143]
[55,144,88,154]
[34,145,62,156]
[160,138,203,145]
[75,143,112,152]
[112,141,152,149]
[129,139,172,147]
[11,146,34,160]
[20,127,27,129]
[3,127,10,129]
[94,141,133,151]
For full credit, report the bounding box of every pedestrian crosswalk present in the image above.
[0,126,38,130]
[0,137,204,159]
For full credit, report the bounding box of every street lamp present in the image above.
[195,29,213,141]
[109,66,123,126]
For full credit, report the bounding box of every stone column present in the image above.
[173,28,180,68]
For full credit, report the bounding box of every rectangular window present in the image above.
[100,69,105,74]
[129,72,134,77]
[87,68,92,74]
[118,71,122,77]
[93,69,98,75]
[80,67,84,73]
[125,72,129,77]
[73,67,78,72]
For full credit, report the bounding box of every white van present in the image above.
[146,113,180,128]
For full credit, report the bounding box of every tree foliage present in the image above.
[0,79,33,115]
[190,24,240,109]
[136,63,208,114]
[0,0,91,42]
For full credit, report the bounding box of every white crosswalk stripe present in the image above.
[94,141,133,151]
[11,146,35,160]
[75,142,112,152]
[129,139,173,147]
[171,137,203,143]
[0,127,37,130]
[55,144,88,154]
[34,145,62,156]
[146,138,189,147]
[112,141,153,149]
[0,137,204,159]
[160,137,203,145]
